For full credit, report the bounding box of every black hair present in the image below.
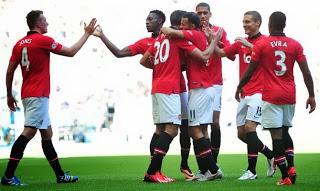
[269,11,286,31]
[196,2,210,11]
[182,12,200,29]
[150,10,166,24]
[170,10,186,27]
[244,11,262,26]
[26,10,43,30]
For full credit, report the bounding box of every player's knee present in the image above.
[237,131,246,142]
[211,122,220,129]
[21,128,37,139]
[269,129,283,139]
[165,126,178,138]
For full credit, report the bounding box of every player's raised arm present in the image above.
[57,18,97,57]
[160,27,185,39]
[189,28,222,62]
[93,25,132,58]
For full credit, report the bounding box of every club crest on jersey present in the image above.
[51,42,58,49]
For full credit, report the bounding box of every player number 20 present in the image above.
[154,39,170,65]
[21,47,30,71]
[274,50,286,76]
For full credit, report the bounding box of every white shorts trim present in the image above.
[261,101,295,128]
[152,93,181,125]
[22,97,51,129]
[188,87,214,126]
[180,92,188,120]
[236,93,262,126]
[212,85,222,112]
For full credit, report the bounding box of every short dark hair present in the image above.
[26,10,43,30]
[196,2,210,11]
[170,10,186,27]
[182,12,200,29]
[150,10,166,24]
[269,11,286,31]
[244,11,262,26]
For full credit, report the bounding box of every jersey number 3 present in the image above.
[154,39,170,65]
[21,47,30,71]
[274,50,286,76]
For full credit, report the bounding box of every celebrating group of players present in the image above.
[1,1,316,187]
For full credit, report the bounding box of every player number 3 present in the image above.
[21,47,30,71]
[274,50,286,76]
[154,39,170,65]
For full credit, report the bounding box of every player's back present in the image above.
[11,32,62,98]
[253,35,306,104]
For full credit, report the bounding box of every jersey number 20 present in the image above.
[154,39,170,65]
[21,47,30,71]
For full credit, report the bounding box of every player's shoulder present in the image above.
[137,37,154,43]
[284,36,301,46]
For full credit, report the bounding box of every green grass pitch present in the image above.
[0,154,319,190]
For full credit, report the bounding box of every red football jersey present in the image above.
[224,34,266,96]
[128,37,155,55]
[10,32,62,98]
[251,34,306,104]
[208,26,233,85]
[182,29,211,89]
[148,34,196,94]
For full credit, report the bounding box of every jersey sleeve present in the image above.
[41,36,62,54]
[128,38,146,56]
[9,44,20,63]
[223,41,240,58]
[295,41,307,63]
[182,30,195,41]
[177,39,197,54]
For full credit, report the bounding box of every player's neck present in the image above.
[27,30,40,35]
[270,31,285,36]
[152,31,159,38]
[248,31,261,39]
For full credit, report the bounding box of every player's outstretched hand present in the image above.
[84,18,98,35]
[212,27,223,42]
[235,37,253,48]
[202,26,214,42]
[93,25,103,37]
[306,97,316,113]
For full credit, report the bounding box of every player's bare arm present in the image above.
[140,51,153,69]
[160,27,184,39]
[58,18,97,57]
[190,28,222,62]
[236,60,259,102]
[235,37,253,49]
[6,61,19,111]
[298,61,316,113]
[93,25,132,58]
